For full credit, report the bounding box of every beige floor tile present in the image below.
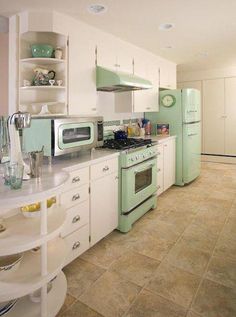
[192,279,236,317]
[56,294,77,317]
[206,256,236,289]
[165,240,211,276]
[180,223,218,253]
[191,216,225,235]
[146,262,201,308]
[79,271,141,317]
[63,258,106,298]
[214,236,236,261]
[221,218,236,241]
[208,190,235,202]
[132,235,175,261]
[125,289,187,317]
[187,311,202,317]
[57,300,103,317]
[109,251,160,286]
[80,238,126,268]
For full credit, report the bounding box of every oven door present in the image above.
[58,122,95,151]
[121,157,157,213]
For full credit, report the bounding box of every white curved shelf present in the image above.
[20,86,66,90]
[0,170,69,210]
[6,271,67,317]
[20,58,65,65]
[0,238,66,302]
[0,206,66,256]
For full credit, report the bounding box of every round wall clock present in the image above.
[161,94,176,107]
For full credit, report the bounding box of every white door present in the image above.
[225,77,236,156]
[163,139,176,191]
[90,173,118,246]
[156,144,164,196]
[203,79,225,155]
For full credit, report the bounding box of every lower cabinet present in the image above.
[156,138,176,196]
[90,170,118,246]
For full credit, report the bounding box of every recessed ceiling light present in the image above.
[198,51,209,58]
[159,23,175,31]
[87,4,107,14]
[161,45,173,50]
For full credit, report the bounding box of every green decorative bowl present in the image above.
[31,44,54,58]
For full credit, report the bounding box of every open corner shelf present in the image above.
[0,205,66,256]
[6,271,67,317]
[20,58,66,65]
[0,238,66,302]
[20,86,66,90]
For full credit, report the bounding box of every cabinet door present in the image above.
[133,56,159,113]
[203,79,225,155]
[156,145,164,196]
[159,60,176,90]
[68,32,97,115]
[225,77,236,156]
[90,172,118,246]
[163,139,176,191]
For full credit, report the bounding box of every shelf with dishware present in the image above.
[18,31,68,116]
[4,271,67,317]
[0,238,66,302]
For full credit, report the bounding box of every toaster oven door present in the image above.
[58,122,95,150]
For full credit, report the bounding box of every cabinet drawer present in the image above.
[61,200,89,238]
[90,157,118,181]
[64,225,90,267]
[65,167,89,190]
[60,185,89,209]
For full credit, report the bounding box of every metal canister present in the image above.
[28,149,44,178]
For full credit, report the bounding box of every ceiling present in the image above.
[1,0,236,72]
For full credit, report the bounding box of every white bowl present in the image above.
[0,254,23,278]
[29,104,42,115]
[47,103,65,114]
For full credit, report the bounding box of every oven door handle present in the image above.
[134,163,155,174]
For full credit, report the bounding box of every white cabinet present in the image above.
[159,59,176,90]
[202,79,225,155]
[69,29,97,115]
[156,138,176,195]
[90,158,118,246]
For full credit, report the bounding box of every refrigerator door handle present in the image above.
[188,133,198,137]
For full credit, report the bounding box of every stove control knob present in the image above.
[130,158,134,162]
[136,155,139,160]
[143,154,146,158]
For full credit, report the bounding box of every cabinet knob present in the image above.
[72,176,80,183]
[157,168,161,172]
[146,107,151,110]
[72,241,81,250]
[157,151,161,155]
[157,185,161,189]
[91,108,97,111]
[103,166,109,172]
[114,64,120,67]
[72,215,81,223]
[72,193,80,201]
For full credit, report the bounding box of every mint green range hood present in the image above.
[96,66,153,92]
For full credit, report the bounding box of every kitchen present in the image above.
[0,1,236,317]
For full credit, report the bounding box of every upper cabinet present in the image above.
[159,59,176,90]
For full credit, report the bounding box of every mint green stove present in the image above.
[103,138,157,233]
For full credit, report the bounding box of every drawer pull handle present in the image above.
[157,168,161,172]
[72,215,81,223]
[72,176,80,183]
[72,241,80,250]
[103,166,109,172]
[72,194,80,201]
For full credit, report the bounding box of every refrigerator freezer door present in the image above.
[183,122,201,184]
[182,89,201,123]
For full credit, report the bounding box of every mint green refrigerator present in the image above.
[146,88,201,186]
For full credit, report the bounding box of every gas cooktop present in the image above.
[102,138,152,150]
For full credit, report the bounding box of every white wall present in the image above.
[0,33,8,115]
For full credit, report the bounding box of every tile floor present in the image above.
[57,162,236,317]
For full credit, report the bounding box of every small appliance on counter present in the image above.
[102,137,157,232]
[22,116,104,157]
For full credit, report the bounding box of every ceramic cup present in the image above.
[56,80,63,86]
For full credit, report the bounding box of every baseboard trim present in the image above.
[201,154,236,164]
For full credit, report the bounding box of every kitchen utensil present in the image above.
[54,47,63,59]
[113,130,127,140]
[31,44,54,58]
[0,117,9,163]
[28,148,44,178]
[0,299,18,316]
[0,253,23,278]
[9,163,24,190]
[32,68,56,86]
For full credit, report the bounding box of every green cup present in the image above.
[9,164,24,190]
